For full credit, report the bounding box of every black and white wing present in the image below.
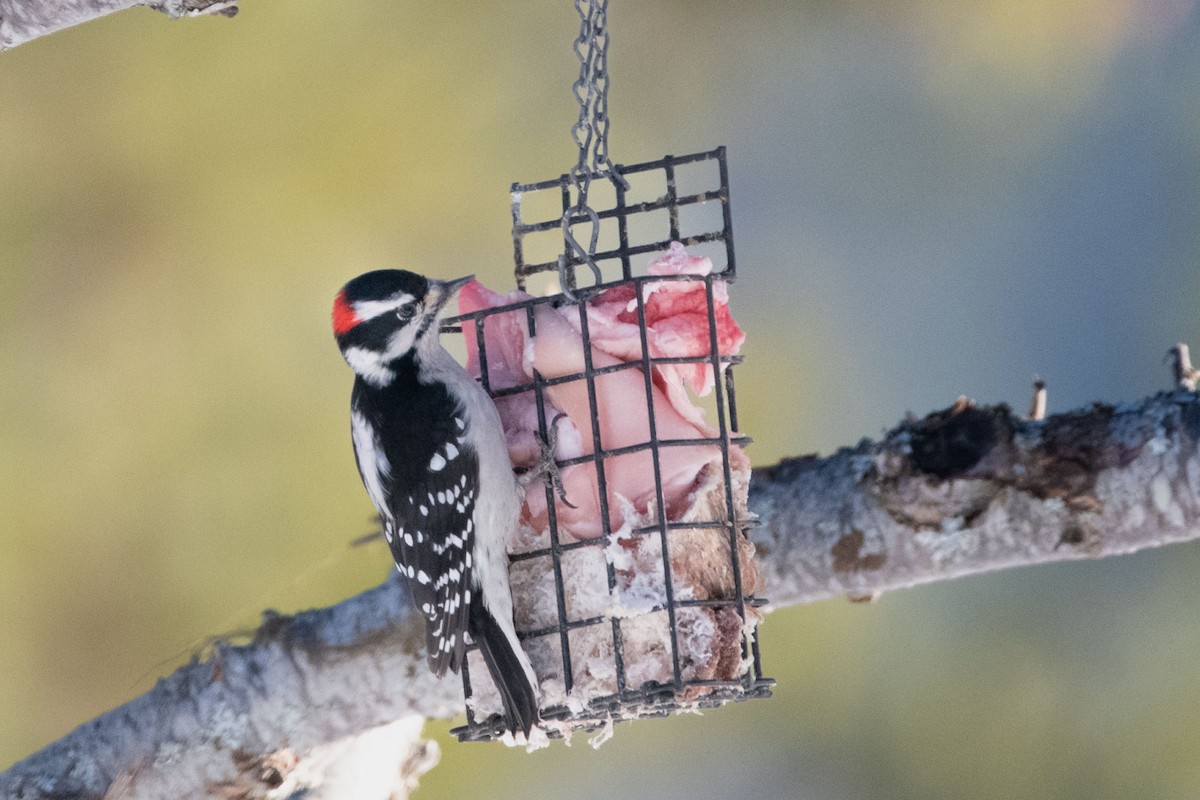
[387,430,478,677]
[349,374,479,677]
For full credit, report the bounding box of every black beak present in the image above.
[427,274,474,313]
[441,274,474,294]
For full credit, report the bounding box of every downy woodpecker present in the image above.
[333,269,540,736]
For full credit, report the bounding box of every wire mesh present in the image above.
[445,148,771,743]
[514,147,738,294]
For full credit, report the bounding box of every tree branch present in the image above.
[751,391,1200,606]
[5,390,1200,798]
[0,0,237,52]
[1,579,452,799]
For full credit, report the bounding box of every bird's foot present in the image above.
[517,413,576,509]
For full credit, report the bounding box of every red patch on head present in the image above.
[332,290,361,336]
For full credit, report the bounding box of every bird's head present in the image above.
[332,269,472,385]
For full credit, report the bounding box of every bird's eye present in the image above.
[396,303,418,322]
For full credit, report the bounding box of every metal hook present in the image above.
[558,204,603,299]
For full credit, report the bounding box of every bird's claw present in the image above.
[518,413,577,509]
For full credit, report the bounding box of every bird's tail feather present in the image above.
[468,593,540,737]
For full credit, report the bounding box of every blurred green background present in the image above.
[3,1,1200,797]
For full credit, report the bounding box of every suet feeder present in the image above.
[441,0,770,742]
[444,147,772,742]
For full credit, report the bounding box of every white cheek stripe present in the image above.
[383,324,420,365]
[353,293,416,321]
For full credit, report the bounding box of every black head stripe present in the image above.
[341,270,429,305]
[338,311,404,352]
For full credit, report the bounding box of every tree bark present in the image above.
[4,390,1199,798]
[751,391,1200,606]
[0,0,237,52]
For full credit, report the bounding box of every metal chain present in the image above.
[568,0,599,202]
[589,1,618,182]
[559,0,627,296]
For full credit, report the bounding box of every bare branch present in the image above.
[1170,342,1199,391]
[1027,378,1047,421]
[751,390,1200,606]
[0,0,237,52]
[5,390,1200,797]
[0,580,453,799]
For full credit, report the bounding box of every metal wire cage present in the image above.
[445,147,772,742]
